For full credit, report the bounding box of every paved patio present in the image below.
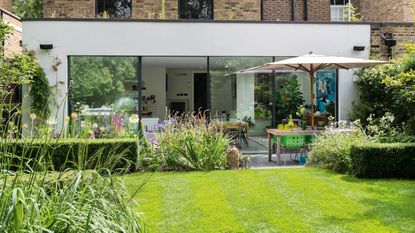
[250,154,304,169]
[240,136,305,169]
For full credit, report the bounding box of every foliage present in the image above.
[349,46,415,133]
[12,0,43,18]
[308,123,371,173]
[124,168,415,232]
[275,74,305,119]
[139,113,230,171]
[0,19,12,55]
[343,3,362,22]
[351,143,415,179]
[2,138,139,171]
[1,170,143,232]
[69,56,137,109]
[29,62,52,121]
[0,107,143,232]
[1,20,51,124]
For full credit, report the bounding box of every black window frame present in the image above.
[178,0,214,20]
[330,0,350,5]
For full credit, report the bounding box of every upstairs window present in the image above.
[330,0,350,5]
[330,0,351,21]
[179,0,213,20]
[96,0,132,18]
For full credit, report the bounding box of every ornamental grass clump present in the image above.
[139,112,230,171]
[0,108,143,232]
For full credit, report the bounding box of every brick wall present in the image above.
[262,0,329,21]
[262,0,292,21]
[370,23,415,59]
[0,0,12,12]
[43,0,261,20]
[307,0,330,21]
[1,10,22,59]
[134,0,177,19]
[403,0,415,22]
[43,0,95,18]
[356,0,406,22]
[214,0,261,20]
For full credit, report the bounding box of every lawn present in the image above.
[123,168,415,233]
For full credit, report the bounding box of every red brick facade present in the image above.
[1,9,22,59]
[43,0,95,18]
[0,0,12,12]
[43,0,332,21]
[371,23,415,59]
[354,0,415,22]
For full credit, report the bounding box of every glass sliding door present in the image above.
[274,70,337,128]
[68,56,140,137]
[208,57,273,136]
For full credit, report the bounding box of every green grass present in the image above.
[123,168,415,233]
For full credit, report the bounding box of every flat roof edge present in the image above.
[22,18,378,25]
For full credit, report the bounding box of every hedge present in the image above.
[351,143,415,179]
[0,138,139,172]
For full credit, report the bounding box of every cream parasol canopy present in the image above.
[245,52,389,128]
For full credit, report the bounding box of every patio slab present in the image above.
[249,154,305,169]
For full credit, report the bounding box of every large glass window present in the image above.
[209,57,274,136]
[96,0,132,18]
[69,56,139,136]
[179,0,213,20]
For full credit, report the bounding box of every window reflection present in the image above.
[69,56,139,136]
[179,0,213,20]
[96,0,132,18]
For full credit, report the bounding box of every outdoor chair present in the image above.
[273,135,306,166]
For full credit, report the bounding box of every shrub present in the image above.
[1,138,139,172]
[351,143,415,179]
[350,46,415,132]
[308,127,371,173]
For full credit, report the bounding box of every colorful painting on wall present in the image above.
[315,70,336,116]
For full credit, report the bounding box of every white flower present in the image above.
[129,114,139,124]
[47,117,57,125]
[30,113,37,121]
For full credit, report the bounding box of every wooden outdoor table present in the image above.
[219,121,250,146]
[266,128,352,165]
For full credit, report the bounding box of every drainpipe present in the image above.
[291,0,295,21]
[304,0,308,21]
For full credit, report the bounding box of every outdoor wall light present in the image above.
[40,44,54,50]
[382,33,397,59]
[353,46,365,52]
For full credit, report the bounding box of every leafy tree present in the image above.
[350,45,415,133]
[12,0,43,18]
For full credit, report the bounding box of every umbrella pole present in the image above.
[310,72,315,129]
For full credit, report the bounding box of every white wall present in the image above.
[22,20,371,124]
[236,73,255,119]
[166,69,194,112]
[142,67,166,119]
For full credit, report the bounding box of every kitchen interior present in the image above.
[141,57,208,130]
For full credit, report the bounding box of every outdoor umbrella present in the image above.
[246,52,388,128]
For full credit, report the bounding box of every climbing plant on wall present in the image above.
[0,20,51,124]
